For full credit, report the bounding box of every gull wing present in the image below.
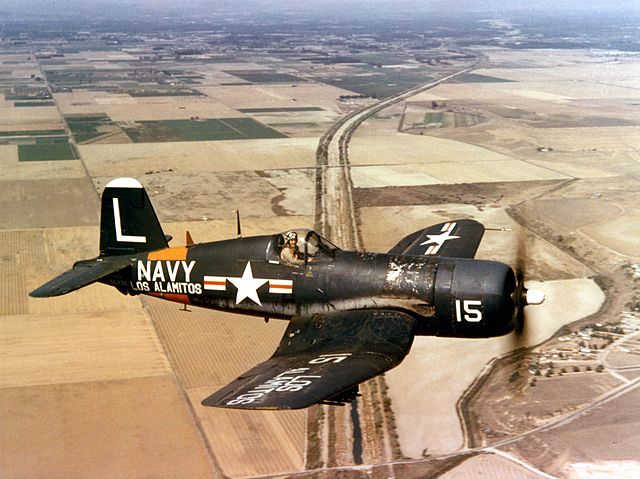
[387,219,485,258]
[201,309,416,409]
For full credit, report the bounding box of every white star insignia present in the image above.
[227,262,268,306]
[419,222,460,255]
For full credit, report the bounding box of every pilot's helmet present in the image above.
[284,231,298,242]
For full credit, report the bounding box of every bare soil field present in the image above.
[355,180,568,212]
[503,386,640,476]
[605,350,640,369]
[0,309,168,387]
[510,177,640,271]
[529,150,639,179]
[156,216,314,246]
[526,198,623,230]
[80,137,317,176]
[439,452,549,479]
[0,221,217,478]
[353,158,568,186]
[468,371,622,446]
[145,300,307,477]
[143,298,288,390]
[93,170,314,222]
[514,373,622,417]
[583,212,640,258]
[0,119,64,132]
[198,83,356,114]
[0,376,215,479]
[0,178,99,229]
[351,164,442,188]
[0,105,61,124]
[349,130,517,166]
[188,389,305,478]
[54,91,243,121]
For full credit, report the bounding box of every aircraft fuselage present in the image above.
[103,234,517,338]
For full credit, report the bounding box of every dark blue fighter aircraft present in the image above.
[31,178,544,409]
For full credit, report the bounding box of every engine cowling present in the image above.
[430,259,517,338]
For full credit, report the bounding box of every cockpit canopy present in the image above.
[266,229,339,266]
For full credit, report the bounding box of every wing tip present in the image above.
[200,396,287,410]
[105,177,143,189]
[28,288,48,298]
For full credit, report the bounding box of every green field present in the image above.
[319,65,434,98]
[122,118,287,143]
[409,111,485,129]
[34,137,73,144]
[6,93,52,101]
[0,129,65,137]
[457,73,514,83]
[47,70,109,88]
[18,143,78,161]
[14,101,55,107]
[224,71,305,83]
[66,114,119,143]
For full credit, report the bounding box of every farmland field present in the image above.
[18,143,78,161]
[65,114,122,143]
[122,117,287,142]
[225,71,306,83]
[456,73,514,83]
[14,101,55,107]
[319,64,434,98]
[0,129,65,137]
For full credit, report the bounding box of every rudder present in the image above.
[99,177,168,256]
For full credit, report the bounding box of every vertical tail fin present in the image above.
[99,178,168,256]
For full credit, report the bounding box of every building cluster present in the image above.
[527,313,640,382]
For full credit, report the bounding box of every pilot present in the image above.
[280,231,304,265]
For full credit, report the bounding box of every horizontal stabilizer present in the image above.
[29,256,131,298]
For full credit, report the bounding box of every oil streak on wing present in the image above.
[201,310,416,410]
[387,219,485,258]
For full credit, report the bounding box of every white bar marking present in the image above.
[112,197,147,243]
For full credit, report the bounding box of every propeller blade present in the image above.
[511,227,545,341]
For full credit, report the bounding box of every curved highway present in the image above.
[314,57,483,250]
[311,53,484,469]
